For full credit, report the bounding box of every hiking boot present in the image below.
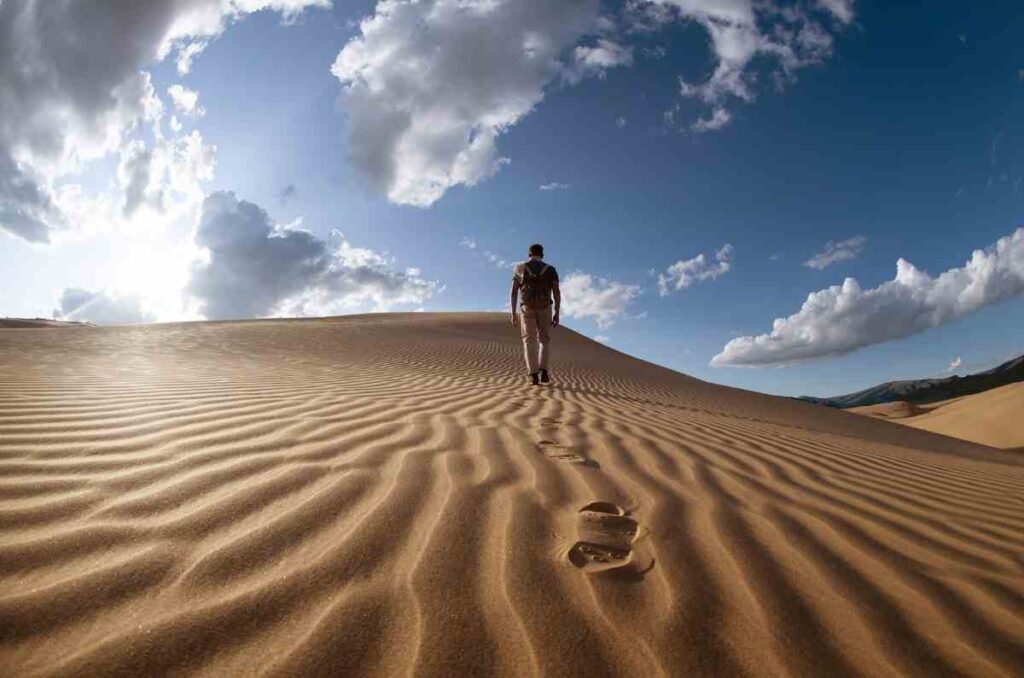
[530,372,540,386]
[540,369,550,383]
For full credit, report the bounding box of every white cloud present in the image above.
[167,85,205,118]
[804,235,866,269]
[460,237,478,250]
[54,288,155,325]
[561,272,641,328]
[658,243,732,296]
[713,227,1024,367]
[331,0,610,208]
[616,116,627,128]
[484,251,510,269]
[947,356,962,373]
[0,0,327,243]
[188,191,437,320]
[647,0,852,131]
[567,39,634,82]
[817,0,856,24]
[540,182,571,191]
[691,107,732,132]
[593,334,610,343]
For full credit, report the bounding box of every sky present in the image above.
[2,0,1023,398]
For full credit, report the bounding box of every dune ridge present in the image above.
[854,382,1024,450]
[1,313,1022,676]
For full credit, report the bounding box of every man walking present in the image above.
[510,243,561,385]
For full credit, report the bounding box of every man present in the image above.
[510,243,561,385]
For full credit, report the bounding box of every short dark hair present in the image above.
[528,243,544,257]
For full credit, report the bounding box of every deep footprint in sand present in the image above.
[537,440,589,465]
[567,503,649,575]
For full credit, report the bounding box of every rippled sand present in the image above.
[1,313,1022,676]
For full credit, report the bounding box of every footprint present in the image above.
[536,440,596,467]
[567,503,652,578]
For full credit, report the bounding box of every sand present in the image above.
[1,313,1022,676]
[854,381,1024,451]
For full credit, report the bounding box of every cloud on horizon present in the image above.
[54,288,155,325]
[713,227,1024,367]
[188,191,438,320]
[0,0,327,243]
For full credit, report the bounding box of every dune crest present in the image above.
[1,313,1022,676]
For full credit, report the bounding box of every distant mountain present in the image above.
[800,353,1024,409]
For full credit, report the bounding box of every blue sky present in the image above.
[2,0,1023,398]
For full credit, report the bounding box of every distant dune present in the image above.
[0,318,93,329]
[854,381,1024,450]
[1,313,1022,676]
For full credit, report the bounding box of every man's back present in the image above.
[515,259,558,309]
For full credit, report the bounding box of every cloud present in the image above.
[459,237,478,250]
[331,0,611,208]
[658,243,732,296]
[691,107,732,133]
[713,227,1024,367]
[0,0,327,243]
[616,116,628,128]
[188,191,437,320]
[947,356,962,373]
[560,272,641,328]
[167,85,205,118]
[540,182,571,191]
[54,288,155,325]
[804,235,866,269]
[645,0,852,131]
[567,39,634,83]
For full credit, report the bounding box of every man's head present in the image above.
[528,243,544,259]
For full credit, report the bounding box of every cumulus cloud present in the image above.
[188,191,437,320]
[567,39,634,83]
[947,356,962,373]
[540,182,571,191]
[0,0,327,243]
[658,243,733,296]
[54,288,155,325]
[167,85,205,117]
[713,227,1024,367]
[804,235,866,269]
[560,272,641,328]
[329,0,852,206]
[459,237,478,250]
[644,0,852,131]
[331,0,611,208]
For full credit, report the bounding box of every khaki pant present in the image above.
[519,306,552,374]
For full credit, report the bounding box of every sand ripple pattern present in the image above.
[1,314,1023,676]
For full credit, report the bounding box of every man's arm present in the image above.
[509,278,520,325]
[552,279,561,327]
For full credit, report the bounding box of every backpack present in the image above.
[519,262,555,309]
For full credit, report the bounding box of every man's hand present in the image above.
[510,312,518,326]
[552,311,560,327]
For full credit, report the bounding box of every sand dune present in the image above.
[1,313,1022,676]
[854,382,1024,450]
